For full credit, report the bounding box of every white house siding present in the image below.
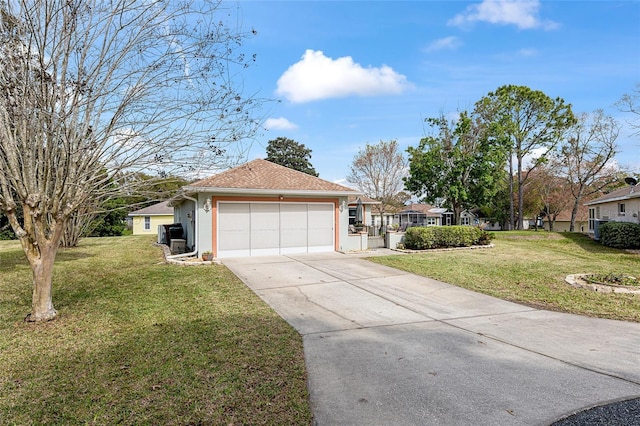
[588,199,640,233]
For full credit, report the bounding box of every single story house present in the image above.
[537,206,589,233]
[170,159,361,258]
[370,203,400,230]
[585,182,640,237]
[396,203,454,228]
[128,201,174,235]
[460,210,480,226]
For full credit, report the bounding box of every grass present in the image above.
[0,236,312,425]
[369,231,640,323]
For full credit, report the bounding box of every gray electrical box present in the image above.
[170,239,186,254]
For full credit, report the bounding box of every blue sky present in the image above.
[234,0,639,184]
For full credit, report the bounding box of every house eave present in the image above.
[127,213,173,217]
[585,193,639,206]
[181,186,362,198]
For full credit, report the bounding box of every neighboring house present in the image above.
[538,204,590,233]
[460,210,479,226]
[170,159,361,258]
[371,204,400,230]
[347,196,383,229]
[128,201,174,235]
[584,183,640,236]
[396,203,454,228]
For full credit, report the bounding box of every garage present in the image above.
[170,159,360,259]
[217,202,335,258]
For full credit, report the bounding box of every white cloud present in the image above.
[263,117,298,130]
[276,50,412,103]
[424,36,463,52]
[517,48,538,57]
[448,0,559,30]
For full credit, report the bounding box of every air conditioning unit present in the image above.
[157,225,166,244]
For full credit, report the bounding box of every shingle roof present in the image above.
[398,203,445,217]
[585,185,640,205]
[347,195,381,205]
[186,159,360,194]
[128,201,173,216]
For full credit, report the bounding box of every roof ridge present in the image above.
[186,159,359,193]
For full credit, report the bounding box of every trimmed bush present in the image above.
[599,222,640,249]
[404,226,492,250]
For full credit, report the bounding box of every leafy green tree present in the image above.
[475,85,576,230]
[265,137,318,176]
[86,199,129,237]
[405,112,508,224]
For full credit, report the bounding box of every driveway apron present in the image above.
[223,252,640,426]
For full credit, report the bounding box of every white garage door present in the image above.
[217,202,334,258]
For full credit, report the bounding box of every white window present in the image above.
[348,208,356,225]
[461,217,470,226]
[144,216,151,230]
[618,203,626,216]
[588,208,595,231]
[426,217,437,226]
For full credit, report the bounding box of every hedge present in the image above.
[404,226,493,250]
[599,222,640,249]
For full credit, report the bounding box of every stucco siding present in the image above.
[595,200,640,224]
[544,220,589,233]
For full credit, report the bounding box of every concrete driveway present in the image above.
[223,252,640,425]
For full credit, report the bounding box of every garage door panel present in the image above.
[281,204,308,250]
[218,203,251,257]
[251,203,280,251]
[308,204,334,248]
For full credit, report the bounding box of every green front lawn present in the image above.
[0,236,311,425]
[370,231,640,323]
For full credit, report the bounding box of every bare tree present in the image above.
[557,111,620,231]
[616,82,640,137]
[0,0,262,321]
[348,140,407,232]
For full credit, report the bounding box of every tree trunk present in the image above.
[509,155,515,230]
[517,157,524,231]
[26,242,59,322]
[569,185,584,233]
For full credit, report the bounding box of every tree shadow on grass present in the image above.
[0,246,95,270]
[559,232,629,255]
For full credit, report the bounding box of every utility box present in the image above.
[170,239,186,254]
[593,220,608,241]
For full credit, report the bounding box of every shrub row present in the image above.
[600,222,640,249]
[404,226,493,250]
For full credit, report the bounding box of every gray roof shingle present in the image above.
[128,201,173,216]
[585,185,640,205]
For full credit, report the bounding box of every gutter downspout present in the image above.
[167,194,198,259]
